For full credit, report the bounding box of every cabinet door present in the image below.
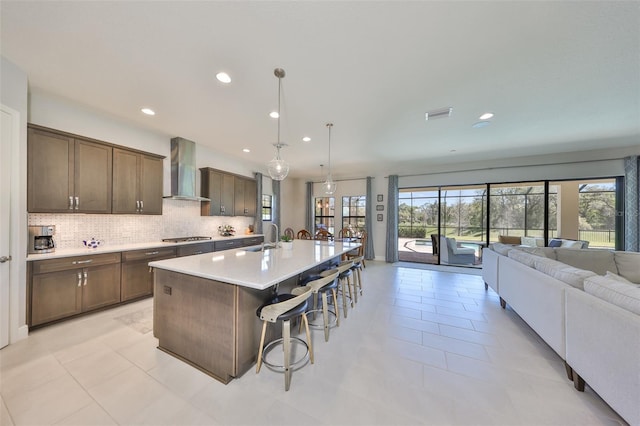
[31,269,82,326]
[234,177,245,216]
[221,173,235,216]
[200,168,222,216]
[82,263,121,312]
[244,179,257,216]
[140,155,163,215]
[27,127,73,212]
[112,148,139,214]
[74,139,112,213]
[121,261,154,301]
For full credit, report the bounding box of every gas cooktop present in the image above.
[162,236,212,243]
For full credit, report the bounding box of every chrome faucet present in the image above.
[261,222,279,251]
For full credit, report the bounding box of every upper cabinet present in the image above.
[28,126,112,213]
[234,177,257,216]
[200,168,256,217]
[27,124,164,215]
[112,149,163,215]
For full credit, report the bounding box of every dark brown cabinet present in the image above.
[113,149,164,215]
[234,177,257,216]
[201,168,256,217]
[30,253,121,326]
[121,247,176,301]
[28,126,112,213]
[177,242,214,257]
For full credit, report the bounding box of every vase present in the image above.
[281,241,293,250]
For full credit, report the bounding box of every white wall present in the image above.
[1,56,29,342]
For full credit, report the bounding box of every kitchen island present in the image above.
[149,239,360,383]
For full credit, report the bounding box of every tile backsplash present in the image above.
[28,199,255,249]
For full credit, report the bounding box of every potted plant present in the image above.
[280,235,293,250]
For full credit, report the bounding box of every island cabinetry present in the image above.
[121,247,176,301]
[29,252,122,327]
[177,242,214,257]
[234,177,257,216]
[200,168,234,216]
[154,270,272,383]
[28,125,112,213]
[112,149,164,215]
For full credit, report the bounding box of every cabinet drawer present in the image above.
[122,247,177,262]
[214,239,243,251]
[32,252,121,275]
[242,236,264,247]
[177,242,214,257]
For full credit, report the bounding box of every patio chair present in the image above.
[439,235,475,265]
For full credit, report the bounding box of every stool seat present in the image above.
[257,294,308,321]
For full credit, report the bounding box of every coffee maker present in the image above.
[28,225,56,254]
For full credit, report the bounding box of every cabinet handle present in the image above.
[77,271,82,287]
[149,266,153,273]
[75,196,79,210]
[194,251,203,255]
[140,200,144,212]
[72,259,93,265]
[136,200,140,212]
[69,196,74,210]
[145,251,159,256]
[83,271,88,286]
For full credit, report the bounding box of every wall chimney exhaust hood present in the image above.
[164,137,210,201]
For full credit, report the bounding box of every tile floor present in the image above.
[0,262,627,425]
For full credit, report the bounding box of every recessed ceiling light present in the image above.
[472,121,491,128]
[216,72,231,83]
[141,108,155,116]
[242,148,250,153]
[479,112,494,120]
[302,136,311,142]
[269,111,279,118]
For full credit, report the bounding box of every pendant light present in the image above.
[324,123,337,194]
[267,68,289,181]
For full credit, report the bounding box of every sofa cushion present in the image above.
[555,248,618,276]
[516,246,556,259]
[533,258,596,289]
[498,235,521,245]
[491,243,513,256]
[584,275,640,315]
[613,251,640,284]
[605,271,634,284]
[552,267,597,290]
[508,249,545,267]
[521,236,544,247]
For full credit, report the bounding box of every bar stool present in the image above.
[256,287,313,391]
[336,260,354,318]
[294,270,340,342]
[349,255,364,303]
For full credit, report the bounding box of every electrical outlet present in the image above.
[163,286,172,295]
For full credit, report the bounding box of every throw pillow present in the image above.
[613,251,640,284]
[499,235,521,245]
[548,239,562,248]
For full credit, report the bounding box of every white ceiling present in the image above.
[2,1,639,180]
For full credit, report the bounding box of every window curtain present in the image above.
[253,172,263,235]
[305,181,313,232]
[365,176,375,260]
[625,156,639,252]
[272,179,281,243]
[386,175,399,262]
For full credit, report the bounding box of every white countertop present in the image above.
[26,235,264,261]
[149,239,361,290]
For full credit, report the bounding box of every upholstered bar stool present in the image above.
[256,287,313,391]
[294,270,340,342]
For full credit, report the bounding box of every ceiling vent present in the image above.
[425,107,453,121]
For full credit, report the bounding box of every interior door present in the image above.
[1,105,17,348]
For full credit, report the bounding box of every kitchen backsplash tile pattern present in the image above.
[28,199,255,249]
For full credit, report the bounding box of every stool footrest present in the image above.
[262,337,309,371]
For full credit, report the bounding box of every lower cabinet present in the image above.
[30,253,122,327]
[121,247,177,301]
[177,242,214,257]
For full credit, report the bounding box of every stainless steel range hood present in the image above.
[164,137,210,201]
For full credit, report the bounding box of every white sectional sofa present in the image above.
[482,244,640,425]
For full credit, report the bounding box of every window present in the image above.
[315,197,335,234]
[489,182,546,243]
[262,194,272,221]
[342,195,366,232]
